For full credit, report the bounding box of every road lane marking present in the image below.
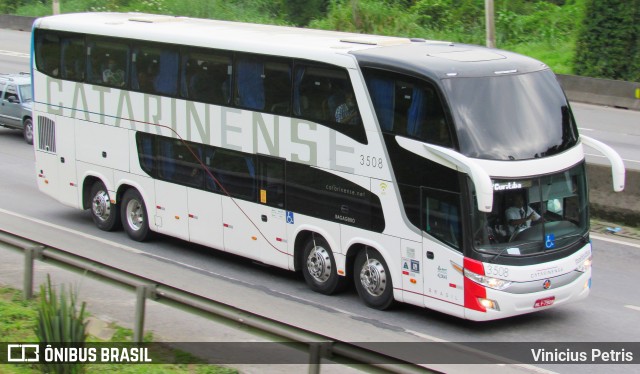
[584,153,640,165]
[0,49,29,59]
[590,234,640,249]
[625,305,640,312]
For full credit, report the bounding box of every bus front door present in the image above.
[421,187,465,318]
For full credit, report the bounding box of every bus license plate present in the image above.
[534,296,555,308]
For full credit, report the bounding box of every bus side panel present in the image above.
[154,180,189,241]
[221,198,290,267]
[422,238,465,318]
[35,150,59,199]
[187,188,224,251]
[76,161,115,203]
[56,117,80,208]
[75,121,130,173]
[400,238,423,307]
[33,111,81,209]
[34,112,60,202]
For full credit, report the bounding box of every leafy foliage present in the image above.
[3,0,637,79]
[574,0,640,81]
[34,275,88,374]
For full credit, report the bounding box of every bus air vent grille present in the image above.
[37,116,56,154]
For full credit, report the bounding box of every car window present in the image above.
[4,84,18,102]
[19,84,32,102]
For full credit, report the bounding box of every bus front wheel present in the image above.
[89,181,120,231]
[302,235,346,295]
[354,248,394,310]
[121,189,151,242]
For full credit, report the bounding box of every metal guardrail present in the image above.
[0,228,434,374]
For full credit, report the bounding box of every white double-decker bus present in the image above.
[32,12,625,320]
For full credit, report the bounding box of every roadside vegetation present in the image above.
[0,0,593,76]
[0,284,236,374]
[0,1,638,79]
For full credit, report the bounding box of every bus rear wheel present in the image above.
[89,181,120,231]
[354,248,394,310]
[302,235,346,295]
[121,189,151,242]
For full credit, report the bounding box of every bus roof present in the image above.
[35,12,548,78]
[34,12,412,66]
[352,42,549,80]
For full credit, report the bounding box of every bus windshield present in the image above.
[471,163,588,256]
[442,70,578,161]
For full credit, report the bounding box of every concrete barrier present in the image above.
[587,164,640,227]
[0,15,34,31]
[558,74,640,111]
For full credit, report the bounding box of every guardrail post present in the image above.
[23,246,43,300]
[308,343,321,374]
[23,247,34,300]
[134,284,148,343]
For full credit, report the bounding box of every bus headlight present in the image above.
[464,268,512,290]
[576,255,592,273]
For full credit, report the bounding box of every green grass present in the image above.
[0,286,236,374]
[504,39,577,75]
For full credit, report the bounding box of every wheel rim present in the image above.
[91,190,111,222]
[24,120,33,143]
[359,257,387,297]
[306,245,332,283]
[126,199,144,231]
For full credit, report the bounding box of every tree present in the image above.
[574,0,640,82]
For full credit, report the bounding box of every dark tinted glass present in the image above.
[442,70,578,160]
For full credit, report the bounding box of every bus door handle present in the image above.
[261,214,268,222]
[426,251,434,260]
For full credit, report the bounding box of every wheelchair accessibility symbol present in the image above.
[286,211,295,224]
[545,234,555,249]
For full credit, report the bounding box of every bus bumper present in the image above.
[464,272,591,321]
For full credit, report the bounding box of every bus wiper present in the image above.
[489,246,511,264]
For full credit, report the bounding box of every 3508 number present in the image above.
[360,155,383,169]
[485,265,509,278]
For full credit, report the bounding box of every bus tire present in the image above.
[121,188,151,242]
[354,248,394,310]
[89,181,120,231]
[302,235,346,295]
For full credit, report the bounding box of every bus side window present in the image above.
[61,36,85,81]
[363,68,453,147]
[181,48,232,105]
[422,187,462,251]
[235,54,291,115]
[293,63,357,125]
[293,62,366,143]
[156,138,203,188]
[35,31,61,77]
[258,156,285,209]
[210,149,256,201]
[132,44,178,96]
[136,133,155,175]
[87,40,129,88]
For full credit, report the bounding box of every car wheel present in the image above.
[23,118,33,145]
